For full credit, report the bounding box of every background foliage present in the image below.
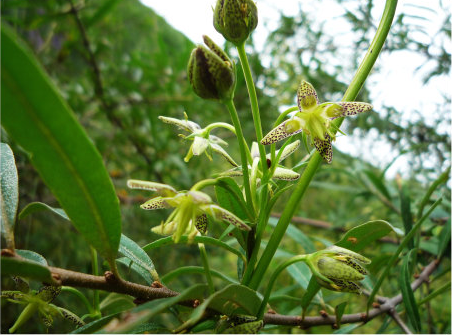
[1,0,450,333]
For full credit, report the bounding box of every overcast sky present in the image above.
[141,0,450,177]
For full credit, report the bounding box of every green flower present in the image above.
[221,140,301,181]
[2,285,84,333]
[261,81,373,163]
[188,35,235,101]
[127,180,251,243]
[213,0,258,45]
[159,114,237,166]
[306,246,371,294]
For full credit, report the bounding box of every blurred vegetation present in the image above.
[1,0,450,333]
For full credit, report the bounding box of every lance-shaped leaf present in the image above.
[1,143,18,249]
[1,26,121,267]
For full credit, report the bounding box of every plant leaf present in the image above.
[19,202,70,221]
[15,249,48,266]
[118,234,159,282]
[0,143,18,249]
[215,177,251,221]
[437,218,451,257]
[1,25,121,267]
[399,249,421,333]
[336,220,403,252]
[335,302,347,328]
[1,256,53,283]
[399,181,414,249]
[116,257,153,285]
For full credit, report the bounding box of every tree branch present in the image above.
[2,250,439,329]
[388,309,412,334]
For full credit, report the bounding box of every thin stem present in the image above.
[236,43,268,176]
[198,243,215,294]
[190,179,218,191]
[257,255,307,319]
[204,122,236,134]
[224,99,254,212]
[90,246,101,317]
[248,0,399,290]
[273,106,299,128]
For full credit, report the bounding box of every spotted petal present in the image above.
[140,196,171,210]
[327,246,371,264]
[219,168,245,178]
[195,214,208,234]
[261,118,304,145]
[330,102,373,119]
[317,257,364,281]
[297,80,319,110]
[158,115,200,132]
[127,180,177,197]
[210,143,238,167]
[273,167,300,181]
[313,134,333,164]
[316,277,362,294]
[202,204,251,231]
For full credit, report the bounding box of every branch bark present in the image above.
[2,250,439,329]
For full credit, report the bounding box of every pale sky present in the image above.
[141,0,450,177]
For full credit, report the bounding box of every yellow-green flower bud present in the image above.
[213,0,258,45]
[187,35,235,101]
[307,246,370,294]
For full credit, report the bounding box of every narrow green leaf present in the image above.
[363,169,391,199]
[333,323,362,334]
[417,282,451,306]
[286,263,320,303]
[71,313,117,334]
[215,177,251,221]
[301,278,321,317]
[417,166,450,218]
[399,181,414,249]
[336,220,403,252]
[367,198,442,310]
[399,250,421,333]
[99,293,135,315]
[1,25,121,267]
[437,218,451,257]
[335,302,347,328]
[0,143,18,249]
[15,249,48,266]
[119,234,159,282]
[19,202,70,221]
[116,257,153,285]
[1,256,53,283]
[176,284,261,332]
[127,322,169,334]
[268,217,316,253]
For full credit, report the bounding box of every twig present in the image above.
[388,310,412,334]
[2,250,439,329]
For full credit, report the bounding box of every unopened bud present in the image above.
[213,0,258,45]
[187,36,235,101]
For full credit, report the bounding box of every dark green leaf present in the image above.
[127,322,169,334]
[399,181,414,249]
[0,143,18,249]
[99,293,135,315]
[1,26,121,266]
[116,257,153,285]
[333,323,362,334]
[176,284,261,332]
[19,202,70,221]
[1,256,53,282]
[335,302,347,328]
[215,177,251,221]
[336,220,403,252]
[399,249,421,333]
[301,278,321,317]
[438,218,451,257]
[119,234,159,282]
[71,314,118,334]
[15,249,48,266]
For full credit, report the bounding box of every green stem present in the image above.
[61,286,94,315]
[90,246,101,316]
[273,106,299,128]
[247,0,399,291]
[204,122,237,134]
[9,302,38,333]
[190,179,218,191]
[198,243,215,294]
[236,43,268,175]
[224,99,254,212]
[257,255,308,319]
